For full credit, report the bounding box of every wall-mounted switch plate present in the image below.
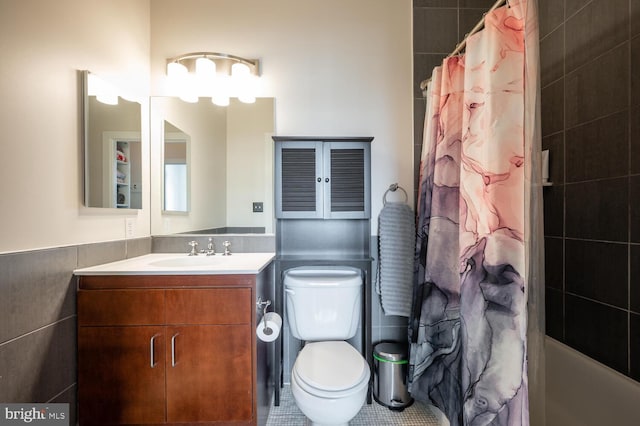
[253,202,264,213]
[125,218,135,238]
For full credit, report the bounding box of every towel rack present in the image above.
[383,183,408,205]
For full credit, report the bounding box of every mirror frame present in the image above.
[82,70,143,209]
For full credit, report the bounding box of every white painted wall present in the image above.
[0,0,411,253]
[226,98,275,232]
[150,0,414,234]
[0,0,150,253]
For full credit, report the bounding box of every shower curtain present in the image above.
[408,0,544,425]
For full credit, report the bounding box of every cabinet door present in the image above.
[165,325,253,423]
[323,142,371,219]
[275,140,371,219]
[78,326,166,425]
[275,141,323,218]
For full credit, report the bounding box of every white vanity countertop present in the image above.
[74,252,275,276]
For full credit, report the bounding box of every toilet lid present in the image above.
[294,341,369,392]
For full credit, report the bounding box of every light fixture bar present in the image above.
[166,52,260,76]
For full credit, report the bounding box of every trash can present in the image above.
[373,342,413,410]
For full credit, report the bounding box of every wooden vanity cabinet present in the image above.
[78,276,256,426]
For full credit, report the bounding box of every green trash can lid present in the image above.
[373,342,408,364]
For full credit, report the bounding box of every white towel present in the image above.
[376,202,415,317]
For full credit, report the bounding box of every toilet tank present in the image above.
[284,266,362,341]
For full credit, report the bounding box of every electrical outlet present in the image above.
[253,202,264,213]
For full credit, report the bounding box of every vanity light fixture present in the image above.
[166,52,260,105]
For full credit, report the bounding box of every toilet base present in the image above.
[291,369,367,426]
[306,420,348,426]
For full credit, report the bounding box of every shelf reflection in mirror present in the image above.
[150,97,275,236]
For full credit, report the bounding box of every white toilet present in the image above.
[284,266,370,426]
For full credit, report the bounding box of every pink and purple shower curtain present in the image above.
[409,0,542,425]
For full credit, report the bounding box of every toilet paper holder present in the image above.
[256,297,272,335]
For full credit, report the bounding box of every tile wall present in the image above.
[539,0,640,382]
[0,238,152,425]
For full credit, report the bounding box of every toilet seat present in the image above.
[293,341,370,398]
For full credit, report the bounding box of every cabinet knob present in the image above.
[317,177,321,182]
[325,177,330,183]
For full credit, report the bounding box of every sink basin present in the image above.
[149,256,222,268]
[74,252,275,276]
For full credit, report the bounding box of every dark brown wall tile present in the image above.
[631,176,640,243]
[542,132,564,185]
[565,178,628,241]
[459,0,496,8]
[538,0,564,38]
[565,0,629,73]
[414,8,459,53]
[414,53,447,97]
[632,313,640,381]
[631,245,640,313]
[459,8,485,41]
[565,239,628,308]
[537,0,635,381]
[632,106,640,174]
[565,43,629,129]
[632,37,640,106]
[545,236,563,291]
[543,184,564,237]
[632,2,640,38]
[565,111,629,182]
[565,0,592,18]
[541,78,564,136]
[565,295,628,375]
[414,0,457,7]
[541,26,565,87]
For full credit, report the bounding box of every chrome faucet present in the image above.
[222,240,231,256]
[202,237,216,256]
[188,240,198,256]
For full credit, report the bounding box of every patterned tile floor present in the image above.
[266,385,443,426]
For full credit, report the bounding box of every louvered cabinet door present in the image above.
[323,142,371,219]
[275,141,323,218]
[275,140,371,219]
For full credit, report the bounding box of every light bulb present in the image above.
[195,57,216,76]
[167,61,188,78]
[231,62,250,77]
[211,94,230,106]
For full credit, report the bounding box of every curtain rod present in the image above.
[419,0,508,91]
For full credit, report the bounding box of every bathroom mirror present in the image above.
[82,71,143,209]
[163,120,190,213]
[150,96,275,235]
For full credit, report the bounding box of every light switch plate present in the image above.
[125,218,135,238]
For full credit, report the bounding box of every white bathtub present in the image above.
[545,337,640,426]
